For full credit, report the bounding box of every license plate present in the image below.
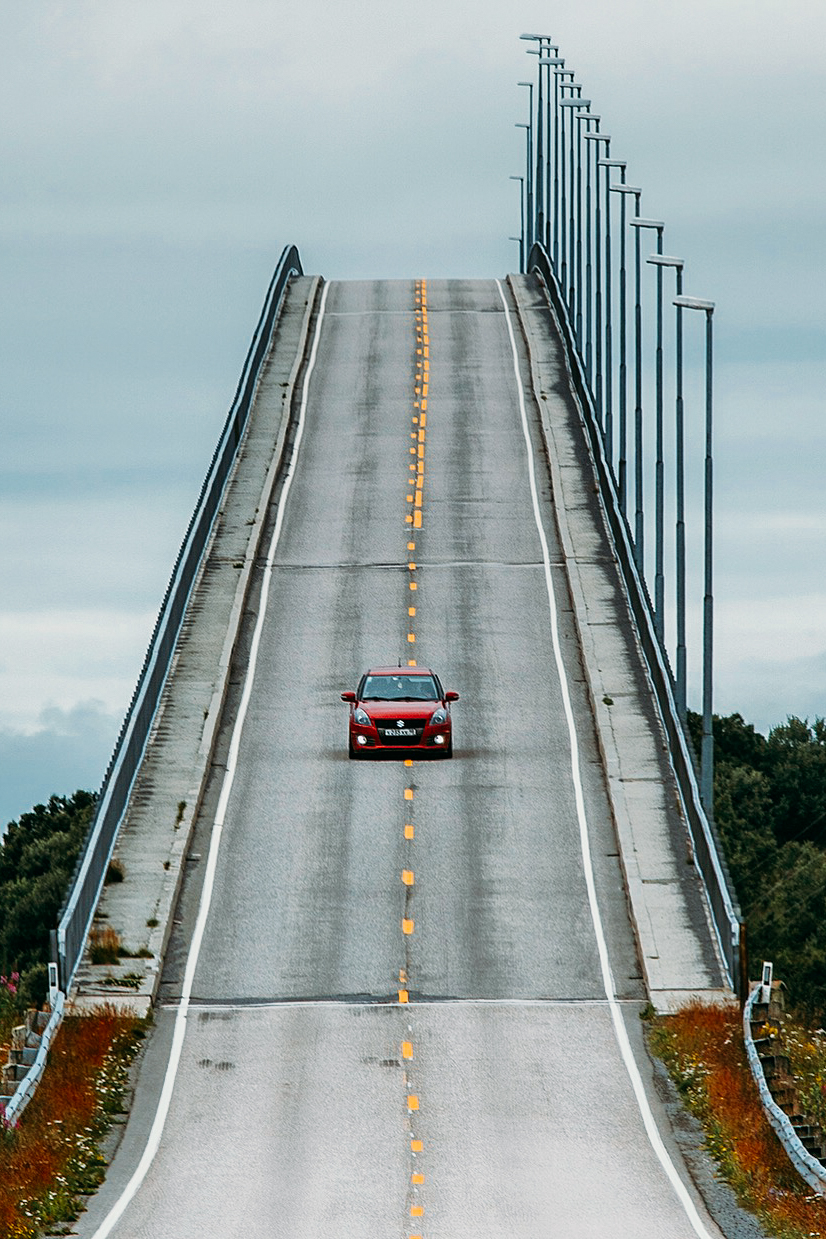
[384,728,415,737]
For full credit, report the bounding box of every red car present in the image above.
[341,666,459,758]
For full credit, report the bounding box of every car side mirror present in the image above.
[445,690,459,702]
[341,690,356,702]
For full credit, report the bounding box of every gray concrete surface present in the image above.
[74,278,729,1237]
[79,1003,719,1239]
[508,273,731,1011]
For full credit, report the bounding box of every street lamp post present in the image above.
[599,157,627,474]
[539,55,563,256]
[517,89,537,251]
[674,295,716,821]
[649,255,687,720]
[611,187,643,542]
[517,81,534,249]
[520,34,555,250]
[559,90,589,328]
[554,70,574,287]
[631,217,665,636]
[510,176,526,273]
[584,131,610,421]
[534,60,545,246]
[572,105,596,354]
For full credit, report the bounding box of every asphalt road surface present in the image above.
[78,279,723,1238]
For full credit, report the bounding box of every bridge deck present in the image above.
[75,276,727,1238]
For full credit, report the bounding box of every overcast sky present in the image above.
[1,1,824,828]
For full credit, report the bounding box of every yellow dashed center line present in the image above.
[397,278,435,1234]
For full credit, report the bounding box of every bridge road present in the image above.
[79,278,724,1237]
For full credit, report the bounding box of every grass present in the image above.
[100,973,144,990]
[89,926,122,967]
[0,1007,146,1237]
[783,1020,826,1133]
[650,1001,826,1238]
[89,927,152,967]
[1,974,22,1050]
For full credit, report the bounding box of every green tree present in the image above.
[765,717,826,847]
[747,841,826,1020]
[713,762,777,889]
[0,791,94,1004]
[688,710,826,1018]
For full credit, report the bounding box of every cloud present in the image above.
[0,0,824,794]
[0,609,153,733]
[716,649,826,738]
[0,700,119,835]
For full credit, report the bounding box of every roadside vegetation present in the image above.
[0,1009,146,1237]
[650,1002,826,1238]
[688,710,826,1021]
[0,792,147,1238]
[784,1022,826,1133]
[652,711,826,1237]
[0,791,95,1012]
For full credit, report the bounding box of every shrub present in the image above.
[0,792,94,1007]
[0,1009,146,1235]
[89,927,121,967]
[689,711,826,1021]
[105,859,125,884]
[651,1002,826,1237]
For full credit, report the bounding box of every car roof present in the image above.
[364,666,436,676]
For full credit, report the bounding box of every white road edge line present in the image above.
[495,278,716,1239]
[90,279,333,1239]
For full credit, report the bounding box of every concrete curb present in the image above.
[69,276,322,1015]
[506,274,732,1013]
[198,276,322,774]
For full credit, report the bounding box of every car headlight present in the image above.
[430,707,447,725]
[353,707,371,727]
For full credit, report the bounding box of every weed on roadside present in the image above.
[784,1019,826,1134]
[650,1001,826,1238]
[0,1008,146,1237]
[89,927,122,967]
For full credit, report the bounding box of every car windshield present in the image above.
[362,674,439,702]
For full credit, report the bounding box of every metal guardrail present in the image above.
[743,981,826,1194]
[527,240,744,994]
[54,244,303,994]
[2,991,65,1125]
